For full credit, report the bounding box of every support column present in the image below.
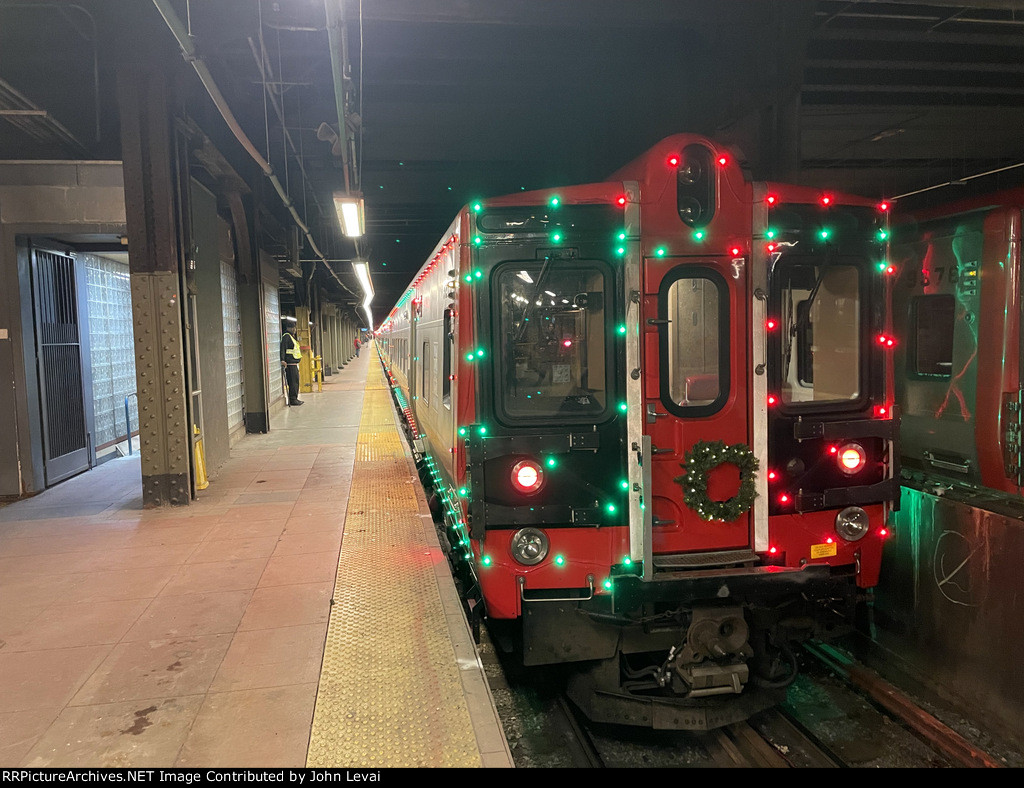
[119,68,191,507]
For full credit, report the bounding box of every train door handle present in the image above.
[650,445,673,454]
[647,318,671,326]
[646,403,669,422]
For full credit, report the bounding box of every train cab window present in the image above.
[911,295,954,377]
[661,270,728,416]
[495,264,609,422]
[777,261,862,404]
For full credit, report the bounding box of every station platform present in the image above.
[0,348,513,768]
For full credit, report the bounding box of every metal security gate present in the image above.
[31,248,90,484]
[221,260,245,437]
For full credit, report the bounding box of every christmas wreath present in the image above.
[674,440,759,522]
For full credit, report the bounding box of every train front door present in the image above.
[641,256,754,564]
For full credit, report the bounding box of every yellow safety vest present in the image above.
[284,333,302,361]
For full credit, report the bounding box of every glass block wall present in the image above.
[265,284,283,403]
[82,253,137,449]
[221,261,245,435]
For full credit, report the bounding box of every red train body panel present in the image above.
[378,134,898,729]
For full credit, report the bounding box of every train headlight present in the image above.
[836,442,866,475]
[510,459,544,494]
[834,506,870,541]
[510,528,549,566]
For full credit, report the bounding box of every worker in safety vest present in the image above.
[280,327,303,406]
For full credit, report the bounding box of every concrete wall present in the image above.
[0,161,126,497]
[877,484,1024,743]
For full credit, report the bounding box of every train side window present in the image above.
[911,295,954,378]
[660,269,728,417]
[442,308,453,409]
[421,341,430,406]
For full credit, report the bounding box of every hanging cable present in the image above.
[891,161,1024,201]
[150,0,356,298]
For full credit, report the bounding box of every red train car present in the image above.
[378,134,898,729]
[891,187,1024,494]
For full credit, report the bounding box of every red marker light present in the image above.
[767,470,778,481]
[878,201,890,212]
[510,460,544,494]
[767,394,777,406]
[766,319,777,330]
[875,405,889,418]
[879,527,890,537]
[766,194,778,206]
[730,246,742,256]
[616,194,628,206]
[667,154,680,167]
[779,493,790,504]
[717,155,729,166]
[766,242,777,253]
[768,546,778,555]
[820,194,833,207]
[837,443,867,474]
[829,445,838,454]
[826,537,834,544]
[562,339,573,348]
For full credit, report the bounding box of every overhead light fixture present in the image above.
[334,193,365,238]
[352,260,374,328]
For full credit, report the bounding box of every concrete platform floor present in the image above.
[0,351,507,767]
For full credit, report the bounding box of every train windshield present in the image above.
[495,263,609,421]
[776,258,863,404]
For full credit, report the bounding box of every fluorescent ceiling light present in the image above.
[333,193,365,238]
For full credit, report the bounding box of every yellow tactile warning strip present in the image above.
[306,359,483,768]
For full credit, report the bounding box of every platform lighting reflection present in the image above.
[352,261,374,328]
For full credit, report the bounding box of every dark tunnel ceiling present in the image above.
[1,0,1023,321]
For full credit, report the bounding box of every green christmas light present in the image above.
[618,401,628,412]
[654,246,667,257]
[554,555,565,566]
[617,324,627,335]
[478,425,488,435]
[473,236,483,246]
[458,487,469,496]
[549,196,561,208]
[465,352,475,362]
[622,556,632,566]
[877,229,889,242]
[616,246,626,256]
[877,261,888,273]
[692,230,705,241]
[617,231,627,241]
[620,479,630,490]
[471,201,483,213]
[463,273,473,283]
[603,579,613,590]
[545,457,557,468]
[819,228,831,241]
[474,269,483,279]
[766,229,776,239]
[482,555,492,567]
[606,503,617,514]
[458,427,467,436]
[475,348,485,358]
[551,232,563,243]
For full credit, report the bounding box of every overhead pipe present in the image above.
[150,0,357,299]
